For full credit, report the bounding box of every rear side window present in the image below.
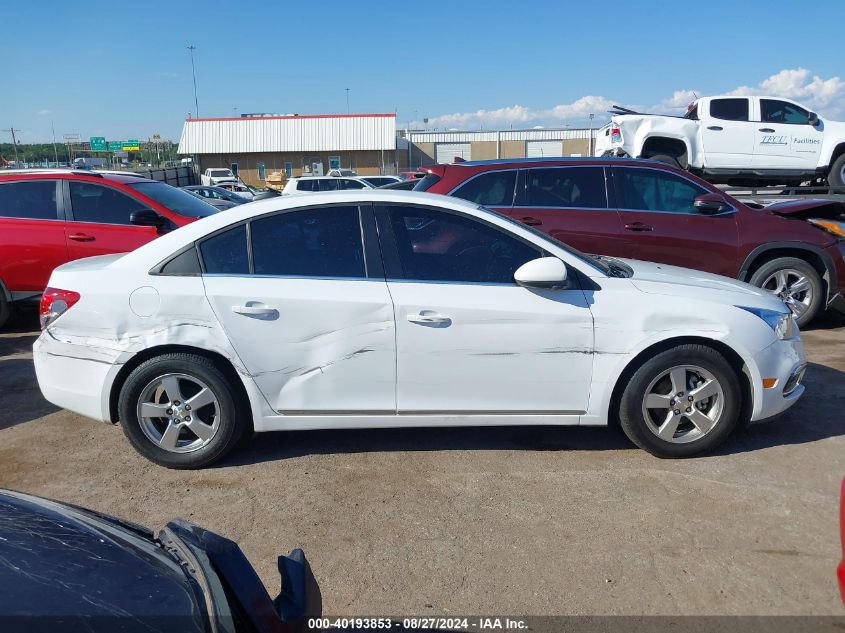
[200,224,249,274]
[339,179,367,190]
[520,167,607,209]
[614,167,707,214]
[317,179,339,191]
[251,206,365,278]
[0,180,58,220]
[709,98,749,122]
[761,99,811,124]
[296,180,316,192]
[451,170,516,207]
[69,182,145,225]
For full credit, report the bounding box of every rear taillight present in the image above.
[40,287,80,329]
[611,126,622,143]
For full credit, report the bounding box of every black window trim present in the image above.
[160,202,381,280]
[0,178,64,222]
[609,165,736,216]
[446,168,519,208]
[513,165,612,210]
[373,201,547,286]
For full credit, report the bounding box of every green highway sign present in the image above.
[90,137,107,152]
[108,141,123,151]
[124,139,140,151]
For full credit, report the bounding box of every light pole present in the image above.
[589,113,595,156]
[3,127,21,164]
[187,45,199,118]
[345,88,350,114]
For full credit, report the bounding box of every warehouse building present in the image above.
[178,113,397,186]
[405,128,598,170]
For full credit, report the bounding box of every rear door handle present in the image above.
[407,311,451,326]
[624,222,653,232]
[68,233,95,242]
[759,127,776,133]
[231,303,278,318]
[707,126,723,131]
[520,216,542,226]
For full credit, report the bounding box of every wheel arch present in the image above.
[607,335,753,429]
[738,243,834,301]
[639,136,690,169]
[108,344,254,434]
[826,142,845,169]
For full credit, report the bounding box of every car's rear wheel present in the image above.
[618,344,741,458]
[748,257,823,327]
[645,153,682,169]
[828,154,845,188]
[118,353,246,469]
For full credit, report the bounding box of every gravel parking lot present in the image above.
[1,309,843,616]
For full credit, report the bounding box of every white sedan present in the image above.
[33,191,806,468]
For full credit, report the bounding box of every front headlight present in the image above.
[737,306,795,340]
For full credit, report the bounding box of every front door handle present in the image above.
[231,303,278,318]
[707,126,723,131]
[407,311,451,326]
[520,216,542,226]
[759,128,776,133]
[68,233,95,242]
[624,222,653,232]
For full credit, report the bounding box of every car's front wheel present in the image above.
[618,344,741,458]
[748,257,823,327]
[118,353,246,469]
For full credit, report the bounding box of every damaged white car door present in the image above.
[200,204,396,413]
[374,204,594,416]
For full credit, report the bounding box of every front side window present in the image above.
[452,170,516,207]
[318,179,339,191]
[296,180,316,192]
[709,98,749,121]
[69,181,145,225]
[761,99,810,124]
[251,206,365,278]
[199,224,248,274]
[0,180,58,220]
[520,167,607,209]
[614,167,707,214]
[382,206,542,284]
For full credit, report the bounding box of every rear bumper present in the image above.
[747,337,806,423]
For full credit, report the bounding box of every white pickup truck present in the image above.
[200,167,237,186]
[595,95,845,187]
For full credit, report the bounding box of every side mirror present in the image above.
[693,194,732,214]
[514,257,568,289]
[130,209,166,227]
[808,112,819,126]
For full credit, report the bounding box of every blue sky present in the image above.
[4,0,844,143]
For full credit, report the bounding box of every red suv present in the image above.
[416,158,845,326]
[0,170,217,328]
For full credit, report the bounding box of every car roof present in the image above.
[448,156,663,167]
[0,169,153,184]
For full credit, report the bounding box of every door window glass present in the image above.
[383,206,541,283]
[69,182,145,224]
[614,168,707,214]
[521,167,607,208]
[0,181,58,220]
[251,206,365,278]
[452,170,517,206]
[339,179,367,190]
[709,98,749,121]
[199,224,249,274]
[761,99,810,124]
[318,179,339,191]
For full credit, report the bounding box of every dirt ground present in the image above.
[1,308,843,616]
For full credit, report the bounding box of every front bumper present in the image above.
[747,336,806,423]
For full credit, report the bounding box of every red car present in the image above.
[839,477,845,605]
[0,170,217,327]
[415,157,845,326]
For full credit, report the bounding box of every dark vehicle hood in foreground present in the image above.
[0,490,206,630]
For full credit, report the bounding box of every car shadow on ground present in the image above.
[220,361,845,468]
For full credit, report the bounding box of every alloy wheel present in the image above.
[641,365,725,444]
[136,373,220,453]
[761,269,813,319]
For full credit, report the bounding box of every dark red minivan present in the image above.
[415,157,845,326]
[0,170,217,328]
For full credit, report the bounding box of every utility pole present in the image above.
[589,113,595,156]
[187,45,199,118]
[3,127,21,164]
[50,120,59,164]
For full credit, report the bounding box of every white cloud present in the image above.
[37,109,52,116]
[414,68,845,130]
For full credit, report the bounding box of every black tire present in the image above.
[748,257,824,327]
[118,353,246,469]
[828,154,845,188]
[618,344,741,458]
[645,153,682,169]
[0,295,10,330]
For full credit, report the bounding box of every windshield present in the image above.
[209,169,232,177]
[481,205,613,276]
[128,182,218,218]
